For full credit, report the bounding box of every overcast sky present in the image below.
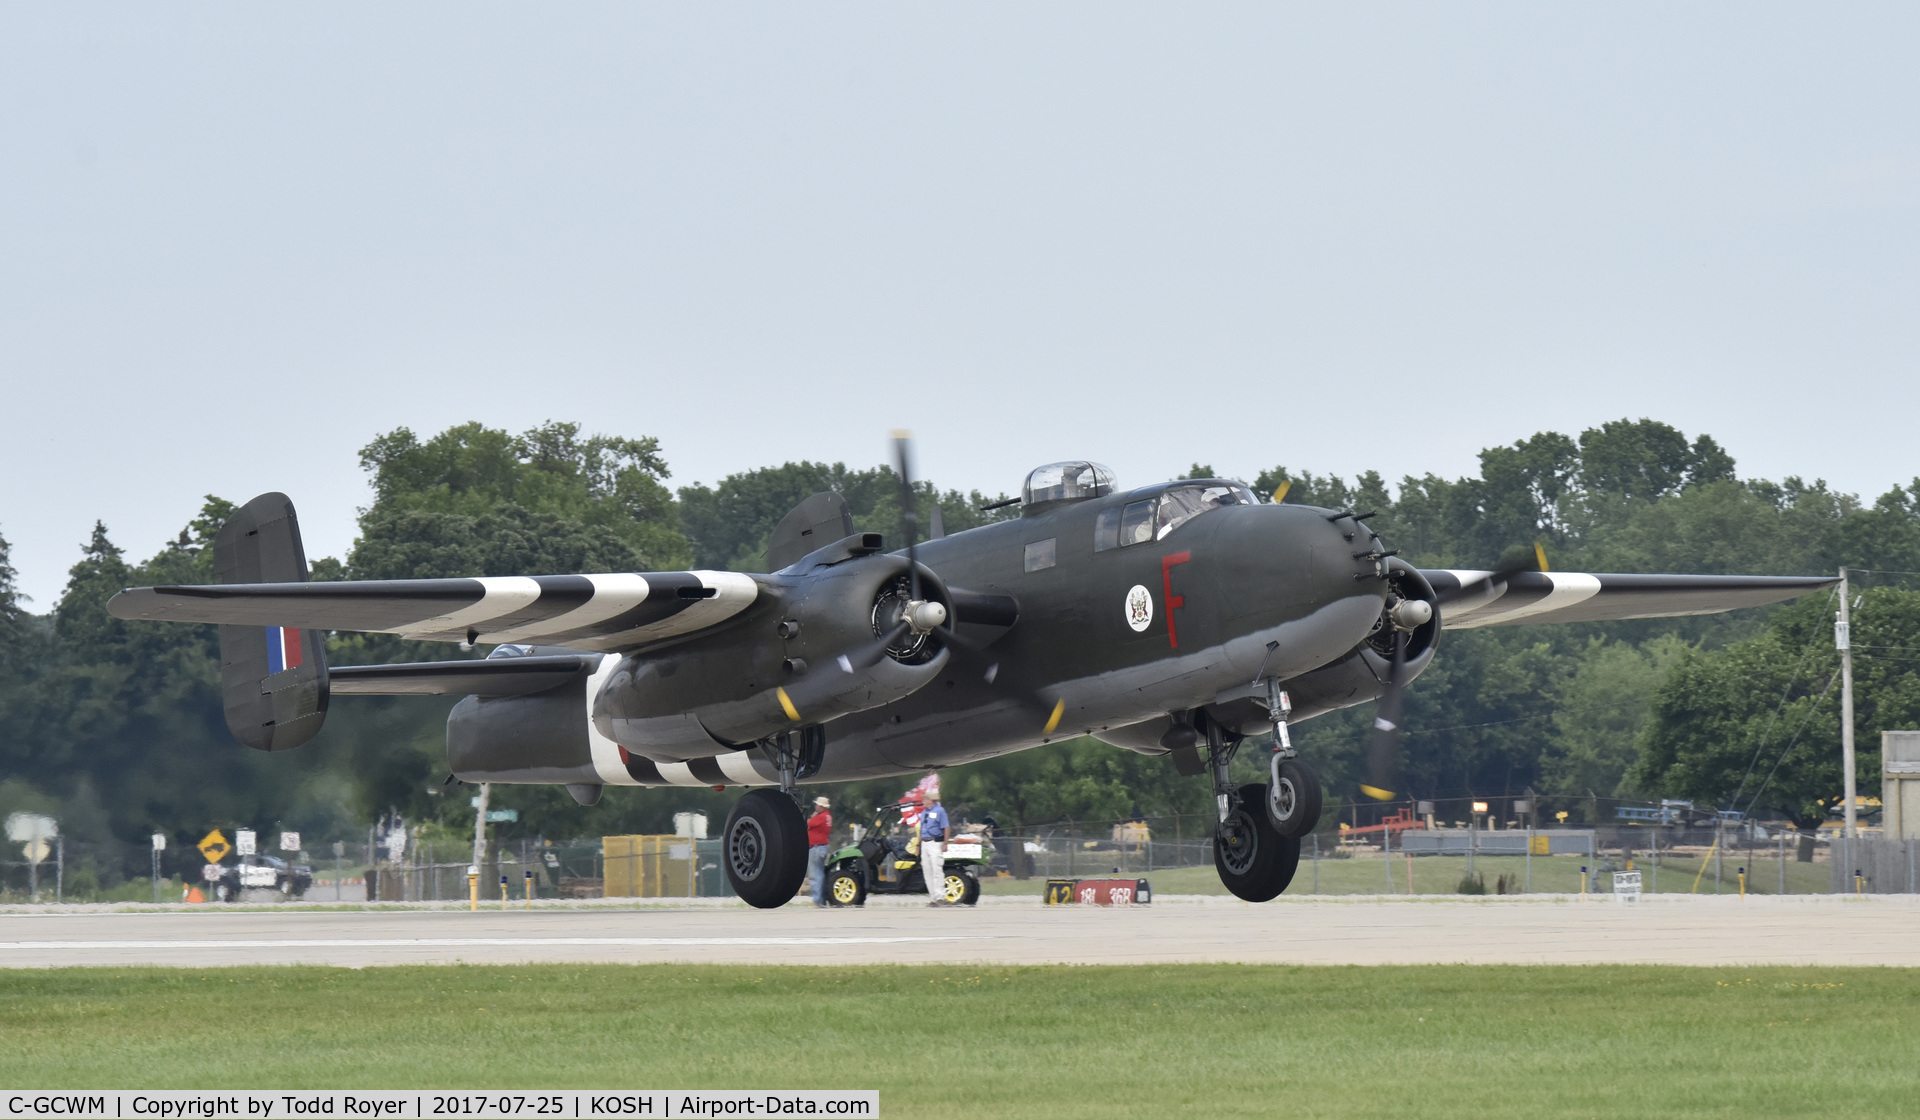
[3,5,1915,605]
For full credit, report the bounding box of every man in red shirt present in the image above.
[806,796,833,907]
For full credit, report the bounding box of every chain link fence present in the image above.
[5,813,1908,902]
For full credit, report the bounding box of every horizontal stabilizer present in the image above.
[1423,570,1837,629]
[331,654,601,697]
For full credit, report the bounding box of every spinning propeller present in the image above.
[890,431,1066,736]
[1359,542,1546,801]
[776,433,1064,736]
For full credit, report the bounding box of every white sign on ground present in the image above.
[1613,870,1642,903]
[6,813,56,864]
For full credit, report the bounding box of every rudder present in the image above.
[214,493,329,750]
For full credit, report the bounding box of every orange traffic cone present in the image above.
[185,887,205,904]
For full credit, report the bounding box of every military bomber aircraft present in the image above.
[109,440,1836,907]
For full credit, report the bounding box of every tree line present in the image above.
[1,417,1916,887]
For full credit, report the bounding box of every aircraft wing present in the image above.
[1422,570,1837,629]
[106,571,758,652]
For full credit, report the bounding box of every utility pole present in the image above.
[472,781,491,878]
[1838,567,1856,841]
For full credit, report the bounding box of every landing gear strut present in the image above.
[1260,684,1322,839]
[1204,712,1301,902]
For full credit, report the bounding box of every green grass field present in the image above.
[2,965,1913,1118]
[979,851,1835,896]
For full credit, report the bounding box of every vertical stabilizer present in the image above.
[766,492,856,572]
[214,493,330,750]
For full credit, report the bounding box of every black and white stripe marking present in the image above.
[1424,570,1836,629]
[111,570,758,652]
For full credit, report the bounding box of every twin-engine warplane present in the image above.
[110,439,1835,907]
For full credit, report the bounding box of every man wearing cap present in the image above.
[806,796,833,907]
[920,788,951,906]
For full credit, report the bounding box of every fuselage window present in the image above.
[1024,538,1057,572]
[1093,507,1121,552]
[1118,500,1155,547]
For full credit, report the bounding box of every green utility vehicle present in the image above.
[825,804,991,906]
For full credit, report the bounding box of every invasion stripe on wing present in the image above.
[386,576,541,639]
[485,574,653,643]
[1446,572,1601,629]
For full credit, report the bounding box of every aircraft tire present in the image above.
[1265,758,1323,839]
[723,789,809,909]
[1214,784,1301,902]
[828,863,867,907]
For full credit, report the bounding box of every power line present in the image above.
[1726,585,1837,812]
[1739,669,1840,821]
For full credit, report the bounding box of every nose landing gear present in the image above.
[1260,684,1323,839]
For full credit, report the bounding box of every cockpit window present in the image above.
[1094,482,1258,552]
[1022,461,1117,509]
[1155,484,1255,539]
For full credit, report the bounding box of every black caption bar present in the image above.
[2,1094,877,1120]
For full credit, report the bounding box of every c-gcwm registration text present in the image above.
[3,1093,875,1120]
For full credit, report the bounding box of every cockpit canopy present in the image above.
[1022,461,1117,510]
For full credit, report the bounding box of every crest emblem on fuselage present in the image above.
[1124,584,1153,632]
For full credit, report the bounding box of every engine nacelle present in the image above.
[1279,559,1439,723]
[447,672,603,787]
[594,540,954,763]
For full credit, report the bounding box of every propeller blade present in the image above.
[1271,480,1292,504]
[928,624,1066,733]
[888,430,1060,735]
[1044,698,1066,735]
[1361,629,1410,800]
[1433,541,1548,607]
[891,430,921,603]
[779,621,914,723]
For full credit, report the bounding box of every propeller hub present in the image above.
[905,599,948,634]
[1389,599,1433,630]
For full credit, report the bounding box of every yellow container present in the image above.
[601,835,698,897]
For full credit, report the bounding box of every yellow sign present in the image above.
[197,829,231,864]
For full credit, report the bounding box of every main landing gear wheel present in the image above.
[1265,757,1322,839]
[941,869,980,906]
[1215,783,1302,902]
[828,865,867,907]
[723,789,809,909]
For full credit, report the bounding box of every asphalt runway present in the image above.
[2,894,1916,968]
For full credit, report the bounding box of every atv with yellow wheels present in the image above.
[825,804,989,907]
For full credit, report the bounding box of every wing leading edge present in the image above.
[106,571,758,652]
[1423,570,1837,629]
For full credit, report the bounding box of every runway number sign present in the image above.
[196,829,231,863]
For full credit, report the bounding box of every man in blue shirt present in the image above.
[920,788,951,906]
